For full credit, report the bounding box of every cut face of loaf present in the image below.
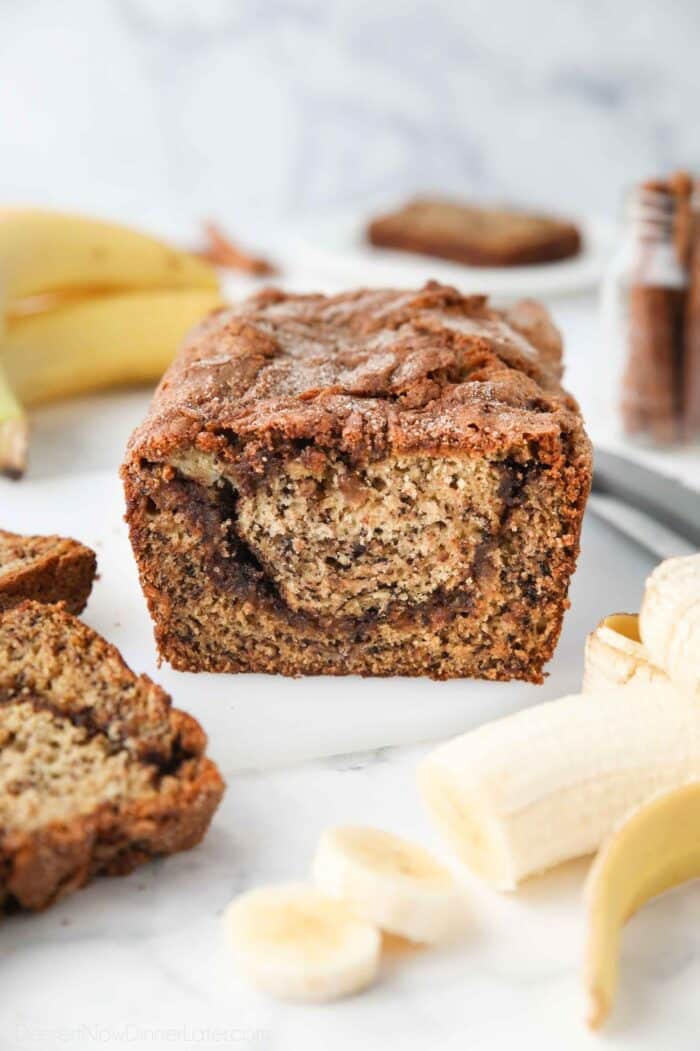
[0,529,96,614]
[0,601,224,910]
[122,283,592,681]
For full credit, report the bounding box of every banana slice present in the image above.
[584,780,700,1029]
[224,884,380,1002]
[418,682,700,890]
[640,554,700,698]
[583,613,666,693]
[312,825,464,944]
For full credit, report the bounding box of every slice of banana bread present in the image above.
[122,282,591,681]
[367,198,582,267]
[0,529,96,614]
[0,601,224,911]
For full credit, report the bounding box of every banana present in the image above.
[0,363,26,479]
[583,613,666,693]
[418,682,700,890]
[2,288,222,406]
[640,554,700,698]
[0,208,217,305]
[584,781,700,1029]
[0,208,218,476]
[224,884,380,1002]
[312,825,465,944]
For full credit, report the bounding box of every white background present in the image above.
[1,0,699,242]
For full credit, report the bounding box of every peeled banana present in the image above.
[312,825,465,944]
[224,884,380,1001]
[584,780,700,1029]
[640,554,700,698]
[418,682,700,890]
[583,613,666,693]
[0,208,220,477]
[2,288,222,406]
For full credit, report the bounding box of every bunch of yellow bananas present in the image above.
[0,209,224,478]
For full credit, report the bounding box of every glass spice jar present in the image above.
[684,202,700,437]
[602,174,697,445]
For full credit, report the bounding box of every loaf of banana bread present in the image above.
[122,283,591,681]
[0,601,224,910]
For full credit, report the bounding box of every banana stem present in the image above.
[0,362,28,478]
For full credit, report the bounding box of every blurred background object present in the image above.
[603,173,699,448]
[1,0,698,241]
[1,0,700,485]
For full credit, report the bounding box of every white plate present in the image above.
[291,211,613,300]
[1,468,652,772]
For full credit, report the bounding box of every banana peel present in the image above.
[2,288,223,407]
[0,208,217,303]
[584,780,700,1029]
[0,208,220,477]
[583,613,667,693]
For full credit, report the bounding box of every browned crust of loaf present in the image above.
[367,200,582,267]
[121,283,592,680]
[1,756,223,911]
[0,602,225,910]
[0,530,97,615]
[122,282,584,467]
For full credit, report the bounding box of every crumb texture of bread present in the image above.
[122,283,592,681]
[0,601,224,911]
[0,529,97,614]
[367,198,582,267]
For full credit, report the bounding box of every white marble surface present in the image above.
[7,742,700,1051]
[0,0,698,240]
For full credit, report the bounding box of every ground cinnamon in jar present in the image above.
[619,173,693,444]
[683,197,700,437]
[623,284,685,442]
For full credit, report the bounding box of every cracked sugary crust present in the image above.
[0,530,97,614]
[0,602,225,911]
[124,283,587,468]
[122,283,592,680]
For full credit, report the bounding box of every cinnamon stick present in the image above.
[197,221,277,276]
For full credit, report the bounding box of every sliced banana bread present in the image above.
[122,282,591,681]
[0,529,96,614]
[367,198,582,267]
[0,600,224,911]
